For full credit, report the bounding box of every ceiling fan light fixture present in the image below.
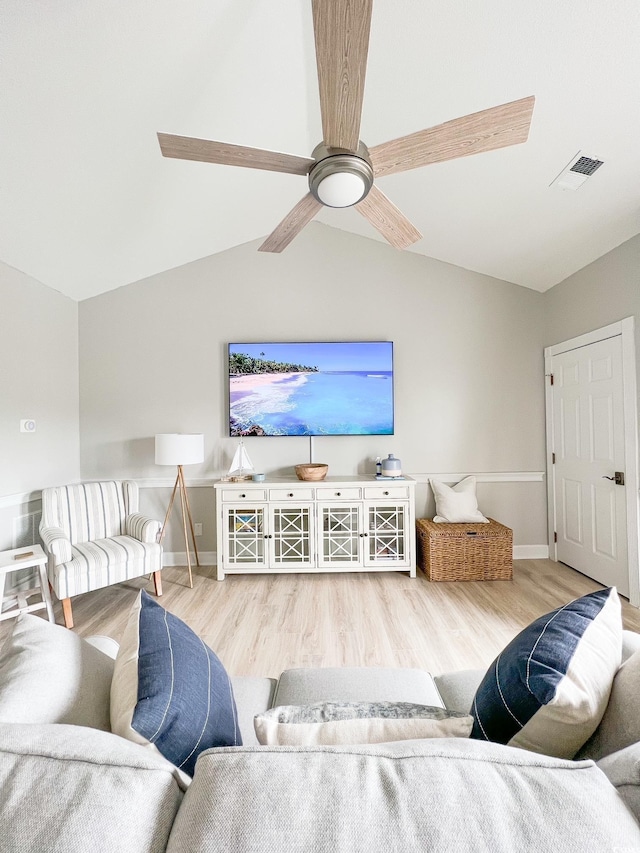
[308,153,373,208]
[316,171,366,207]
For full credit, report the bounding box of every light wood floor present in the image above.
[7,560,640,677]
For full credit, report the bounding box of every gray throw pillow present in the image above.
[254,700,473,745]
[0,614,114,731]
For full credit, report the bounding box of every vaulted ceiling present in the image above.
[2,1,640,301]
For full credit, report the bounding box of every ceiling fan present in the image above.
[157,0,535,254]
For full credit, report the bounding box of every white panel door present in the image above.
[551,335,628,595]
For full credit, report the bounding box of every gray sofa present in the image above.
[1,629,640,852]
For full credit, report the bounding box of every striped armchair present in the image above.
[40,481,163,629]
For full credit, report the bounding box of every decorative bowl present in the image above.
[295,463,329,481]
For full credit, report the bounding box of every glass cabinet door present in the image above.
[225,506,266,567]
[365,502,410,566]
[270,505,314,568]
[317,504,362,567]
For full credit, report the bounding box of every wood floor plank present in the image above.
[3,559,639,676]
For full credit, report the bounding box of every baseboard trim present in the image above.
[161,547,547,568]
[514,545,549,559]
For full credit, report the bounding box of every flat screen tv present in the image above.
[228,341,394,436]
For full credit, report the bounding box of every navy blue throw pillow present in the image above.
[111,590,241,776]
[470,587,622,759]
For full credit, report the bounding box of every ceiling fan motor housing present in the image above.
[308,142,374,208]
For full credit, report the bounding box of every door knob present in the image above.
[602,472,625,485]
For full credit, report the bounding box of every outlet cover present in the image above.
[20,419,36,433]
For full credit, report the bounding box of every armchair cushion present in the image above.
[126,512,161,543]
[49,536,162,599]
[39,525,72,565]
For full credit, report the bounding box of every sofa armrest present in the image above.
[126,513,162,543]
[597,742,640,822]
[40,526,72,565]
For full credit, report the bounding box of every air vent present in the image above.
[570,156,604,176]
[550,152,605,191]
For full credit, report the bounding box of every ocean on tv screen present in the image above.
[229,370,394,436]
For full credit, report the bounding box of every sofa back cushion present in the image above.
[167,739,640,853]
[0,722,185,853]
[273,666,445,708]
[578,648,640,761]
[0,614,113,731]
[41,480,138,544]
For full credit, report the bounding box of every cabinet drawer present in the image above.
[364,485,410,499]
[268,488,315,501]
[316,487,362,501]
[221,488,266,502]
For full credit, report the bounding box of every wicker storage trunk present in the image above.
[416,518,513,581]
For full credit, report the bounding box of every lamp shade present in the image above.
[155,433,204,466]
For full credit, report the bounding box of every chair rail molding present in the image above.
[0,472,545,509]
[411,472,544,484]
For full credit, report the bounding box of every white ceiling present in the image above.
[2,1,640,301]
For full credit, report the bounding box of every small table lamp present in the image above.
[155,433,204,588]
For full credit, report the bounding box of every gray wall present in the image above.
[543,234,640,431]
[0,262,80,550]
[78,224,548,551]
[543,234,640,347]
[5,227,639,563]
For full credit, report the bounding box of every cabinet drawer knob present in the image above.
[383,490,389,496]
[240,493,246,499]
[336,492,341,497]
[288,492,294,497]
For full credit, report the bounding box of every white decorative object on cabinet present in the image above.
[214,477,416,580]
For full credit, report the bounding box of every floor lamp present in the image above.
[155,433,204,588]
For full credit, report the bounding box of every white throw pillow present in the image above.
[0,614,114,730]
[429,476,489,523]
[254,701,473,746]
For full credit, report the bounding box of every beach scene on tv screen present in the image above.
[229,342,394,436]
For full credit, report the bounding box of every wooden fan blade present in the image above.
[312,0,373,151]
[356,185,422,250]
[258,193,323,253]
[157,133,314,176]
[370,95,535,178]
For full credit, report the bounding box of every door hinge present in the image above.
[552,452,556,464]
[550,373,554,385]
[554,531,558,543]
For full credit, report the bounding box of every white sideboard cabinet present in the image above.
[213,476,416,580]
